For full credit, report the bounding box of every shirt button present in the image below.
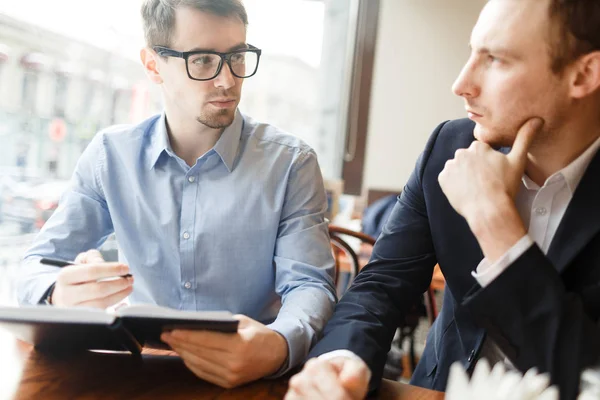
[535,207,547,216]
[188,176,196,183]
[182,231,190,239]
[184,282,192,289]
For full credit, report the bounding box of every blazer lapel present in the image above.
[547,150,600,273]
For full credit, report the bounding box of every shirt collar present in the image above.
[212,109,243,173]
[147,112,172,170]
[522,135,600,193]
[560,135,600,193]
[147,110,244,172]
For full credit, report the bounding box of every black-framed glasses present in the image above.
[153,44,262,81]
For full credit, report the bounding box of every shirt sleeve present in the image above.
[471,235,534,287]
[16,133,115,305]
[266,149,337,376]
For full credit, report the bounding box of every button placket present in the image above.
[534,207,547,216]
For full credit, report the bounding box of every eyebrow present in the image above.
[187,43,249,53]
[469,43,520,60]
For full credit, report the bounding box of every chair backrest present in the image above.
[328,224,439,321]
[328,225,376,296]
[328,224,441,378]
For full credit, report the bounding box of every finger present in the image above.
[76,284,133,309]
[161,335,229,364]
[232,314,252,328]
[301,359,350,400]
[74,249,105,264]
[58,263,130,285]
[283,388,304,400]
[288,369,330,399]
[470,140,491,153]
[338,360,371,399]
[165,329,235,352]
[168,343,236,387]
[508,118,544,166]
[69,276,134,304]
[180,357,234,388]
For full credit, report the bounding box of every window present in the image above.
[0,0,376,305]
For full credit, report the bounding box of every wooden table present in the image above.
[0,330,444,399]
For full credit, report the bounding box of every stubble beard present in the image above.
[196,107,235,130]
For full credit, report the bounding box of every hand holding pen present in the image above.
[41,249,134,308]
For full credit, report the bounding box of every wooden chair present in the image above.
[329,225,375,293]
[328,224,440,377]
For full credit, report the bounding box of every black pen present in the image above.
[40,257,133,278]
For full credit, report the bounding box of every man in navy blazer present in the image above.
[285,1,600,400]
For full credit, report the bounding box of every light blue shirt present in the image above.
[17,110,337,373]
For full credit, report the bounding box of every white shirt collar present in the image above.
[522,135,600,193]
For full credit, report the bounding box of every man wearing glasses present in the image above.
[17,0,336,388]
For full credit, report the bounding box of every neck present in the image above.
[525,116,600,186]
[164,111,224,167]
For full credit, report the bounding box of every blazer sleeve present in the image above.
[307,121,451,391]
[462,245,600,400]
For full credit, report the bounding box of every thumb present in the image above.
[74,249,104,264]
[507,117,544,167]
[337,359,371,399]
[231,314,253,329]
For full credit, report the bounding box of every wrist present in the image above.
[267,330,289,375]
[465,195,526,262]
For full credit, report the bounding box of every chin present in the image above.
[473,123,514,147]
[198,110,235,129]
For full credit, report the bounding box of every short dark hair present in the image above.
[547,0,600,72]
[141,0,248,48]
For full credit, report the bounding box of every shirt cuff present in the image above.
[471,235,534,287]
[16,258,61,305]
[267,317,311,377]
[318,350,372,379]
[318,349,366,363]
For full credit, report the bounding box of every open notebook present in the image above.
[0,304,238,354]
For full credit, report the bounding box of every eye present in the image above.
[487,54,500,63]
[230,53,245,64]
[191,55,216,66]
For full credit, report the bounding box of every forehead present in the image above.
[471,0,552,56]
[171,6,247,51]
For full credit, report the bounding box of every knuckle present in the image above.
[289,374,302,388]
[56,270,68,283]
[228,360,244,374]
[224,373,240,388]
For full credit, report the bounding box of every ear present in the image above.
[140,47,163,85]
[570,51,600,99]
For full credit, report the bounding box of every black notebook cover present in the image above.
[0,306,238,354]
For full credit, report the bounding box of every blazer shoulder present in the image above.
[433,118,476,149]
[415,118,475,177]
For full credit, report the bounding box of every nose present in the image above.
[452,56,480,99]
[213,61,236,90]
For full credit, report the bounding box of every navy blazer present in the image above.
[309,119,600,400]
